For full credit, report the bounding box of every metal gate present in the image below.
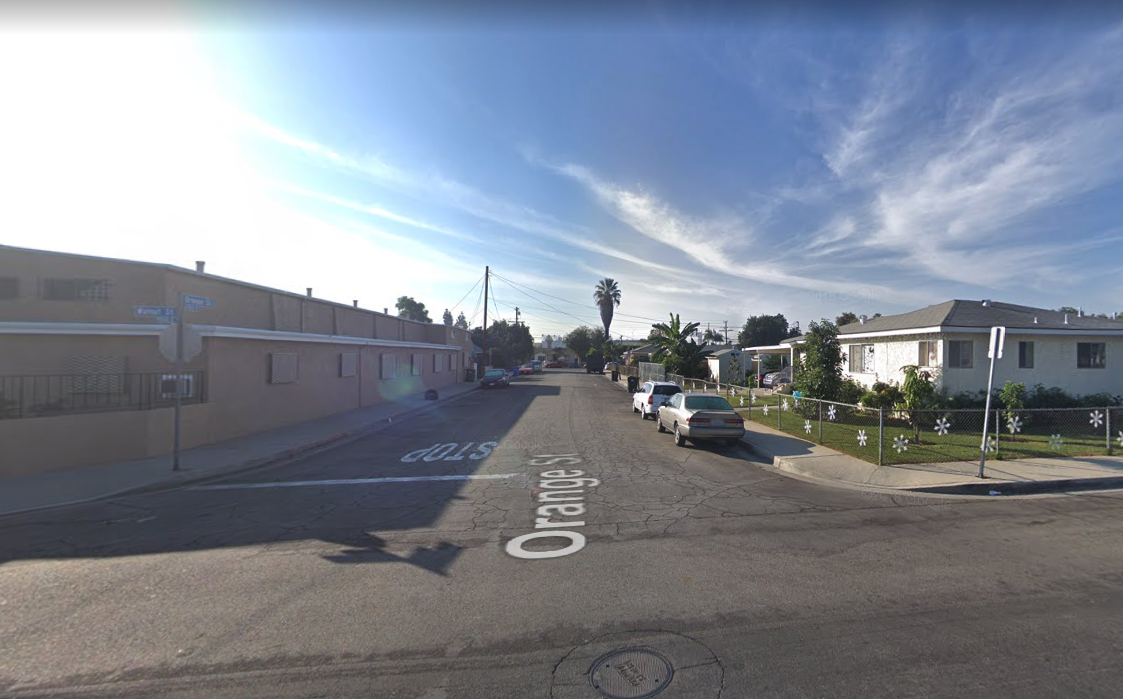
[638,362,666,384]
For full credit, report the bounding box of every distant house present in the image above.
[776,300,1123,396]
[706,347,748,383]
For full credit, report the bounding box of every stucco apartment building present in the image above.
[0,245,472,479]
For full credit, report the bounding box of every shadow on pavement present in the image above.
[0,382,570,575]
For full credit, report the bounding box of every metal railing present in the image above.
[655,375,1121,468]
[0,372,206,420]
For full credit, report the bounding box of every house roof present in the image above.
[837,300,1122,335]
[709,348,743,358]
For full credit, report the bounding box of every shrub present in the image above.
[837,379,866,406]
[943,390,989,409]
[860,381,902,410]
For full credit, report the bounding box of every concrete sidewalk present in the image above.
[600,371,1123,495]
[742,421,1123,495]
[0,381,481,517]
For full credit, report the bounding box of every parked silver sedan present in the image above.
[655,392,745,447]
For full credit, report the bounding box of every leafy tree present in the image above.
[792,320,844,400]
[650,313,713,378]
[835,311,859,326]
[725,352,746,386]
[442,308,454,326]
[900,365,937,443]
[593,278,621,339]
[1057,306,1079,314]
[470,320,534,367]
[999,381,1027,441]
[564,326,597,364]
[787,321,801,338]
[395,296,432,323]
[454,312,469,330]
[702,328,726,345]
[737,314,793,348]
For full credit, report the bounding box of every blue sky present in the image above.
[3,4,1122,339]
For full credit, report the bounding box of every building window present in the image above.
[411,353,423,376]
[1018,341,1034,369]
[0,276,18,299]
[340,352,358,378]
[946,340,974,369]
[918,341,937,367]
[41,278,111,301]
[381,354,397,379]
[1077,342,1106,369]
[269,352,299,384]
[849,344,874,373]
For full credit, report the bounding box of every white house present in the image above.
[706,347,749,383]
[783,300,1123,396]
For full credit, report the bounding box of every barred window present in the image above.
[0,277,18,299]
[42,278,111,301]
[848,345,873,373]
[269,353,299,384]
[381,354,397,380]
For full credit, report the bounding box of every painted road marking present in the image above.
[188,474,519,490]
[401,442,497,463]
[506,454,596,560]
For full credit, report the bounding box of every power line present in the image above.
[491,274,600,328]
[449,274,484,314]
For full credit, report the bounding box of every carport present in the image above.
[739,340,802,381]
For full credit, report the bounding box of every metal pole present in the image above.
[482,266,489,371]
[778,394,782,431]
[878,408,884,466]
[818,400,823,442]
[1108,409,1113,456]
[173,297,184,471]
[978,354,999,479]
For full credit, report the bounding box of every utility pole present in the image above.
[515,306,521,326]
[723,320,730,346]
[482,266,489,370]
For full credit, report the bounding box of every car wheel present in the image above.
[657,416,666,433]
[674,424,687,447]
[633,403,639,413]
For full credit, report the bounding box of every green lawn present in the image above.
[736,401,1115,465]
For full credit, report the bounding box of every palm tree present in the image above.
[702,328,725,345]
[650,313,713,378]
[593,278,621,339]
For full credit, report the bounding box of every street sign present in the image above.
[987,326,1006,359]
[134,305,177,321]
[183,294,215,311]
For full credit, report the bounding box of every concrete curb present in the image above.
[740,435,1123,497]
[2,385,481,516]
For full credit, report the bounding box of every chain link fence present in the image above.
[654,373,1121,467]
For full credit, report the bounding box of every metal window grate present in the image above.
[381,353,397,380]
[0,276,18,299]
[411,353,423,376]
[63,356,128,394]
[269,352,299,384]
[340,352,358,378]
[41,278,111,301]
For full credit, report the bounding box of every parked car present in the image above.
[632,381,683,420]
[545,360,567,368]
[519,363,535,375]
[655,393,745,447]
[762,366,794,388]
[479,369,510,388]
[531,360,543,373]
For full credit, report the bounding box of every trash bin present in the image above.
[627,375,639,393]
[465,367,476,382]
[611,369,620,382]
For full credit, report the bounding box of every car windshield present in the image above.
[685,396,734,411]
[484,370,505,377]
[653,385,681,396]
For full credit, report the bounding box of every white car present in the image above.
[632,381,683,420]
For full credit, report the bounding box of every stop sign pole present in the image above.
[978,326,1006,479]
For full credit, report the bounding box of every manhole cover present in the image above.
[589,648,674,698]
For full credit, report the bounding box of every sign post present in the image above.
[978,326,1006,478]
[172,295,214,471]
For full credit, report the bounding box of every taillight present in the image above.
[725,418,744,425]
[687,417,710,424]
[647,395,654,404]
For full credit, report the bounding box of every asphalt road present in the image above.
[2,369,1122,698]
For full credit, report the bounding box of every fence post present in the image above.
[1108,409,1113,455]
[818,400,823,442]
[778,395,783,431]
[878,408,884,466]
[994,409,1001,460]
